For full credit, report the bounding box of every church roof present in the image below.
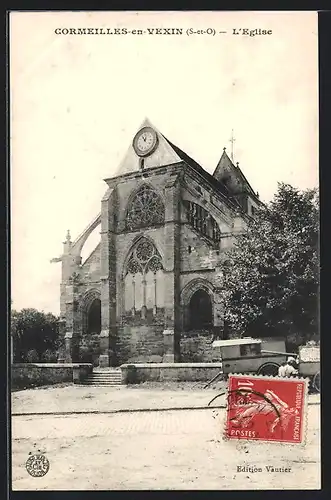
[112,118,257,209]
[213,148,257,197]
[164,137,232,199]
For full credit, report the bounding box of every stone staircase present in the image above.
[81,368,123,387]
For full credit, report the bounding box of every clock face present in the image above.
[133,127,158,157]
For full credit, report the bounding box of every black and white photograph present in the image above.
[10,10,320,490]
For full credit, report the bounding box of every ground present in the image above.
[12,383,321,490]
[12,381,228,414]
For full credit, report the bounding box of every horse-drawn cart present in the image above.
[211,338,320,392]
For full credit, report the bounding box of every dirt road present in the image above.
[12,405,320,490]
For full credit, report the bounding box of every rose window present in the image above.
[136,240,154,262]
[126,185,165,230]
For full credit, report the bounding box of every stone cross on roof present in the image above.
[229,129,236,162]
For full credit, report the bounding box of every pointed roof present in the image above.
[213,148,233,181]
[114,118,183,176]
[164,137,230,198]
[112,118,232,198]
[213,148,256,197]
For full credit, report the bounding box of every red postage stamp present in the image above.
[224,374,308,444]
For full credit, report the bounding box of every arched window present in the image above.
[183,200,221,243]
[126,185,165,230]
[124,237,164,318]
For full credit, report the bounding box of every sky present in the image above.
[10,11,318,314]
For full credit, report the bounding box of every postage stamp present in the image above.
[224,374,308,444]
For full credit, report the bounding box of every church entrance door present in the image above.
[189,289,213,330]
[80,298,101,364]
[87,298,101,335]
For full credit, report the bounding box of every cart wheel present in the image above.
[313,372,320,393]
[257,362,280,377]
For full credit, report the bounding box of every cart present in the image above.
[211,338,320,392]
[212,337,288,377]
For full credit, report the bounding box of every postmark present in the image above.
[224,374,308,444]
[25,452,50,477]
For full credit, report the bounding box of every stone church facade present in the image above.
[56,119,261,367]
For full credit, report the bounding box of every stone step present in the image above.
[81,381,123,386]
[90,371,122,375]
[82,372,123,386]
[82,380,122,386]
[80,385,122,387]
[91,371,122,374]
[87,376,122,379]
[83,379,122,383]
[88,373,122,377]
[93,371,121,374]
[83,368,123,384]
[82,377,122,381]
[85,379,122,383]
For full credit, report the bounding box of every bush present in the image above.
[12,308,60,363]
[25,349,39,363]
[41,349,58,362]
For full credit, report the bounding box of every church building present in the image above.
[55,119,261,367]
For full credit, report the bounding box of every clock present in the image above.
[133,127,158,157]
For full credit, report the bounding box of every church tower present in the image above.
[55,119,261,366]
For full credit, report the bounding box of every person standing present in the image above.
[278,357,299,377]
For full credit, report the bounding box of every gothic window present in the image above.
[184,200,221,244]
[126,185,165,230]
[124,237,164,317]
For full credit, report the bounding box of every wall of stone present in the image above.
[115,324,165,364]
[120,362,223,383]
[180,331,219,362]
[78,332,102,366]
[180,224,216,273]
[11,363,93,389]
[81,243,101,282]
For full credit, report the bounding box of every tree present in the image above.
[219,183,319,347]
[11,308,60,362]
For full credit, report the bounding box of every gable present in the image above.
[213,149,255,196]
[111,118,258,218]
[115,118,183,176]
